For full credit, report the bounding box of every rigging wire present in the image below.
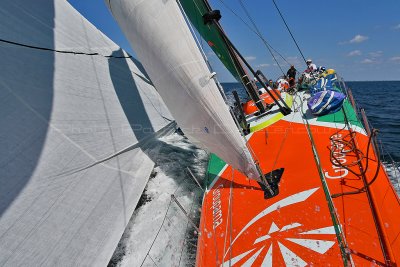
[0,38,132,58]
[336,80,394,265]
[271,0,307,65]
[178,0,210,69]
[139,198,172,267]
[185,0,262,106]
[328,80,394,265]
[211,20,292,114]
[268,94,298,175]
[178,192,197,267]
[139,167,201,267]
[299,97,353,266]
[215,0,291,68]
[147,254,159,267]
[237,0,286,76]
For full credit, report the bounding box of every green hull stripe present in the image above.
[317,100,363,129]
[206,153,226,188]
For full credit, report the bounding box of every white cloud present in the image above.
[394,24,400,30]
[256,63,270,68]
[369,51,383,58]
[350,34,369,43]
[361,59,374,64]
[347,50,362,57]
[390,56,400,62]
[244,56,256,61]
[286,56,302,67]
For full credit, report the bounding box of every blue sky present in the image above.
[69,0,400,81]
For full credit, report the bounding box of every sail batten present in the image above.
[107,0,260,180]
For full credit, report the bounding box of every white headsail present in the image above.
[106,0,260,180]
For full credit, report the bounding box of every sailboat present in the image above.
[107,0,400,266]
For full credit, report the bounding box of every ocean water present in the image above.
[109,133,208,267]
[347,81,400,162]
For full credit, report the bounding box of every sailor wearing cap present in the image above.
[306,59,317,72]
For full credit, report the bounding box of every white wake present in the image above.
[109,133,208,267]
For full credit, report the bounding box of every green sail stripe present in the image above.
[179,0,242,82]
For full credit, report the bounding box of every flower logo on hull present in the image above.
[221,188,338,266]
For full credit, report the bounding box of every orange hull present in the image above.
[197,92,400,266]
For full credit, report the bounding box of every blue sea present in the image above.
[221,81,400,162]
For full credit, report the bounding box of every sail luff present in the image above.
[106,0,261,181]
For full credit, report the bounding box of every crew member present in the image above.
[268,79,274,88]
[287,65,297,86]
[277,77,289,91]
[287,65,297,79]
[305,59,317,72]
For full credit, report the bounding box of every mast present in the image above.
[180,0,291,115]
[210,22,292,116]
[179,0,266,114]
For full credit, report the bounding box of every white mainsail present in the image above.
[107,0,260,180]
[0,0,173,265]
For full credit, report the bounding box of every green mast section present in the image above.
[179,0,243,82]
